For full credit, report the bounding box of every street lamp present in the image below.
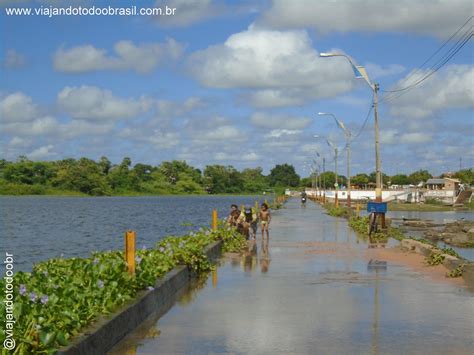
[320,52,382,202]
[313,155,322,199]
[313,136,327,203]
[318,112,352,207]
[326,139,339,208]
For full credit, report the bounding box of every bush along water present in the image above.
[0,225,245,354]
[327,205,350,218]
[348,216,388,243]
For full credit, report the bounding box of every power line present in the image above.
[381,16,473,94]
[350,100,374,142]
[380,29,472,104]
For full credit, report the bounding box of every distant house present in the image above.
[425,178,460,191]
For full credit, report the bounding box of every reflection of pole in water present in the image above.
[241,240,257,273]
[335,217,339,243]
[371,269,380,355]
[260,239,270,273]
[124,345,137,355]
[212,269,218,288]
[322,219,327,242]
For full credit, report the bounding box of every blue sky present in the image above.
[1,0,473,177]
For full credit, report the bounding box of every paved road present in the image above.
[110,199,474,354]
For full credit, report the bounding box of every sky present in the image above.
[1,0,473,177]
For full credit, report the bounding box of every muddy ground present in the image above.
[396,218,474,247]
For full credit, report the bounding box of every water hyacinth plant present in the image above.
[0,224,245,353]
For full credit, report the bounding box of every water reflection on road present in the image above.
[110,199,474,355]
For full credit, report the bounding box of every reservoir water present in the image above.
[1,196,472,272]
[0,195,264,272]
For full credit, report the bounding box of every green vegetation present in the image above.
[348,215,391,242]
[268,164,300,188]
[408,236,437,247]
[451,168,474,185]
[447,264,465,278]
[0,225,246,353]
[326,205,350,218]
[348,216,369,234]
[425,198,446,206]
[388,227,406,241]
[426,252,445,266]
[0,157,303,196]
[441,247,461,259]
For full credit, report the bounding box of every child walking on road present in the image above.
[259,203,271,239]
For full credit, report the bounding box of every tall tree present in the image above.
[408,169,432,185]
[203,165,243,193]
[390,174,410,185]
[351,173,370,188]
[454,168,474,185]
[269,164,300,187]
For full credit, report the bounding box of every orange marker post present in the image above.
[125,230,136,275]
[212,269,218,288]
[212,209,218,230]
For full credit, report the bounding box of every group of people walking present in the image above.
[226,202,271,240]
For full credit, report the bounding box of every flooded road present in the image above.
[110,199,474,354]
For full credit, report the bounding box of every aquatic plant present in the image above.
[426,252,445,266]
[0,225,245,353]
[446,264,465,278]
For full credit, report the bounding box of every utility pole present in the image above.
[335,148,339,207]
[373,83,382,202]
[323,157,326,203]
[346,141,351,207]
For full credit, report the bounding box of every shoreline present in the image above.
[0,193,269,198]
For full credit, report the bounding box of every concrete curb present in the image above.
[57,240,222,355]
[400,238,473,289]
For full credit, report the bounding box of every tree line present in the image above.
[0,156,472,196]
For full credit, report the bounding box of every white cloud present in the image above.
[0,92,38,122]
[153,0,217,26]
[214,151,261,162]
[388,65,474,119]
[3,49,26,69]
[264,129,302,138]
[380,129,398,145]
[27,145,56,160]
[57,86,149,120]
[246,89,305,108]
[198,125,242,141]
[400,132,433,144]
[61,120,115,138]
[300,143,323,154]
[53,38,184,73]
[2,116,60,136]
[156,96,205,117]
[250,112,311,130]
[3,115,116,139]
[259,0,473,38]
[364,63,405,79]
[148,130,180,148]
[188,26,356,106]
[9,136,31,148]
[241,152,261,161]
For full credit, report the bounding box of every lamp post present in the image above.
[326,139,339,207]
[313,156,322,200]
[320,52,382,202]
[314,136,329,203]
[318,112,352,207]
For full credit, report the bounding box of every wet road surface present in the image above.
[110,199,474,354]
